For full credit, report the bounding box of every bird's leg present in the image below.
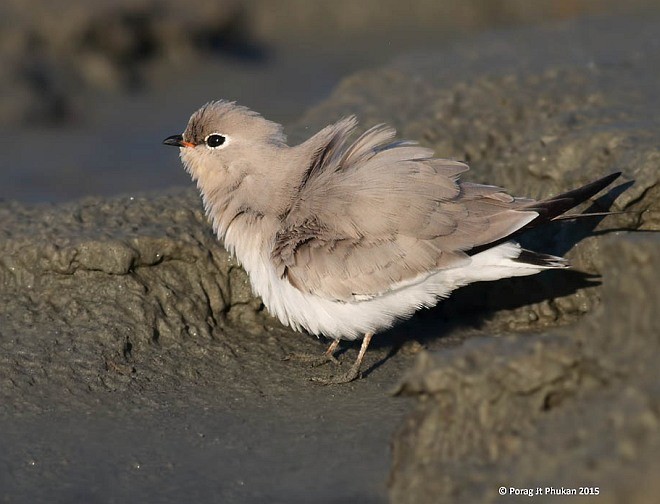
[312,332,374,385]
[284,338,341,367]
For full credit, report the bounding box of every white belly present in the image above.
[224,221,544,340]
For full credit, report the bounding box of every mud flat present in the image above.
[1,16,658,504]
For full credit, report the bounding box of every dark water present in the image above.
[0,42,422,204]
[0,390,409,504]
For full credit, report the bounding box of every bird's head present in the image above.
[163,100,287,184]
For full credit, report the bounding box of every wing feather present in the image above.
[273,119,537,301]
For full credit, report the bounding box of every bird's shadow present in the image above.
[342,181,634,377]
[358,269,599,377]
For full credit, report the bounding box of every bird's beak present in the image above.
[163,134,195,148]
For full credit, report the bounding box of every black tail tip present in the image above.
[601,171,623,185]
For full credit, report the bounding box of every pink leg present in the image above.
[284,338,341,366]
[312,332,374,385]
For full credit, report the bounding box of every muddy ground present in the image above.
[1,12,659,504]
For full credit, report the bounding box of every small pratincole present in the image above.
[164,100,620,384]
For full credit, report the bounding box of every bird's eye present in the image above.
[205,133,226,149]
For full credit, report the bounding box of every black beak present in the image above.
[163,134,186,147]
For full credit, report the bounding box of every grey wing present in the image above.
[272,123,538,301]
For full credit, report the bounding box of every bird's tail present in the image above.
[523,171,622,226]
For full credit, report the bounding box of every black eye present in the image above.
[205,134,226,148]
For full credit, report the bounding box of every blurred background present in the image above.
[1,0,658,203]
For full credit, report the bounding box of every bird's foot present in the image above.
[283,351,340,367]
[310,332,373,385]
[310,365,361,385]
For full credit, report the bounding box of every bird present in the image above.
[163,100,621,384]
